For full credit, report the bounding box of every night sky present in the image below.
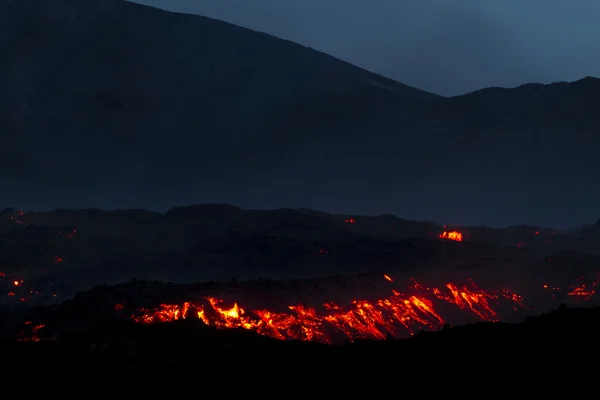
[131,0,600,96]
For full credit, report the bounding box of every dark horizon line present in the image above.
[2,203,592,232]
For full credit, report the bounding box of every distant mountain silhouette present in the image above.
[1,0,599,227]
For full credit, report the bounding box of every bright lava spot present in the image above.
[566,276,599,300]
[439,231,463,242]
[383,274,394,282]
[344,217,356,224]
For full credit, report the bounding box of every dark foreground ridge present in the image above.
[1,305,598,392]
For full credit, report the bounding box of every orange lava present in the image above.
[439,231,463,241]
[16,323,46,342]
[5,211,599,344]
[129,277,525,344]
[542,275,600,301]
[567,275,600,300]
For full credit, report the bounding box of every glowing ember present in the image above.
[128,276,525,344]
[566,275,600,300]
[344,217,356,224]
[541,275,600,301]
[16,323,46,342]
[439,231,463,241]
[383,274,394,282]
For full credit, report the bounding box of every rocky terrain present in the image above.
[2,205,600,303]
[0,205,598,343]
[0,204,598,390]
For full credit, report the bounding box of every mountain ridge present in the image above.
[2,0,600,227]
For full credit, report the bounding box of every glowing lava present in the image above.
[128,277,525,344]
[16,323,46,342]
[5,210,599,345]
[542,274,600,301]
[439,231,463,241]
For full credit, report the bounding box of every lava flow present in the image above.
[544,274,600,301]
[439,231,463,241]
[128,277,525,344]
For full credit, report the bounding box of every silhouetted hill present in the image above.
[0,0,438,203]
[2,0,600,227]
[1,303,598,391]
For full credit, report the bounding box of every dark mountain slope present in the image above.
[410,76,600,180]
[0,0,438,194]
[1,0,600,227]
[2,204,599,299]
[267,76,600,227]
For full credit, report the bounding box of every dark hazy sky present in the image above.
[131,0,600,96]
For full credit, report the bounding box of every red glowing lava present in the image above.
[127,276,526,344]
[439,231,463,241]
[12,272,600,344]
[4,211,599,345]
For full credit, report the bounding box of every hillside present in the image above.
[0,0,438,201]
[1,303,599,391]
[1,0,600,227]
[2,205,600,305]
[1,204,599,390]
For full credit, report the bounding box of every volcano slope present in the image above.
[1,304,599,392]
[2,205,600,324]
[2,0,600,227]
[3,204,600,302]
[1,206,600,390]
